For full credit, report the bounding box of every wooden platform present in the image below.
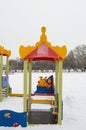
[28,110,57,124]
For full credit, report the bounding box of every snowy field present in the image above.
[0,72,86,130]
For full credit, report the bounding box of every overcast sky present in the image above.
[0,0,86,59]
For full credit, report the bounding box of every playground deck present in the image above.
[28,110,57,124]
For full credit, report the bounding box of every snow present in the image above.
[0,72,86,130]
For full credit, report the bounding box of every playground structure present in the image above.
[0,26,67,127]
[0,46,11,102]
[19,26,67,125]
[0,46,27,127]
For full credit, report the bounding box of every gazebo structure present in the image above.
[19,26,67,125]
[0,46,11,101]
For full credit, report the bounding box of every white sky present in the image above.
[0,0,86,59]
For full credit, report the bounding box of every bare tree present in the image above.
[63,50,76,72]
[9,58,23,72]
[73,45,86,71]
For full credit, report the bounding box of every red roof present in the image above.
[24,43,62,61]
[19,27,67,61]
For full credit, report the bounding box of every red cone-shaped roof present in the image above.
[24,43,62,61]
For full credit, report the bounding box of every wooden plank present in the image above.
[23,61,28,112]
[28,111,57,124]
[9,93,54,97]
[28,61,32,111]
[27,98,55,104]
[0,55,3,102]
[58,61,63,125]
[9,93,23,97]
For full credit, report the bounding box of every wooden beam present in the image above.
[58,61,63,125]
[27,99,55,103]
[9,93,24,97]
[55,61,59,98]
[9,93,54,97]
[23,60,28,112]
[0,55,3,101]
[28,61,32,111]
[5,56,9,75]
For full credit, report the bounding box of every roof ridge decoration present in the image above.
[19,26,67,60]
[36,26,51,47]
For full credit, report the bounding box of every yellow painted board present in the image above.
[52,112,58,115]
[51,105,58,108]
[31,99,53,103]
[9,93,23,97]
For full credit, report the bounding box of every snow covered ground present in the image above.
[0,72,86,130]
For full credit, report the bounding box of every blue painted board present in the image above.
[2,76,9,88]
[0,110,27,127]
[35,86,54,94]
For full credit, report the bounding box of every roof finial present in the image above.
[41,26,46,34]
[36,26,51,47]
[40,26,47,42]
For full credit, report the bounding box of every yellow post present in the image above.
[0,55,3,101]
[55,61,59,99]
[5,56,9,75]
[23,60,28,112]
[28,60,32,111]
[58,61,63,125]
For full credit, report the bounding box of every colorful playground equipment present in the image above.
[0,26,67,127]
[34,75,54,94]
[0,46,27,127]
[0,110,27,127]
[0,46,12,102]
[19,26,67,125]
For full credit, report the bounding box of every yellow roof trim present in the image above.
[0,46,11,57]
[19,26,67,60]
[50,45,67,59]
[19,45,36,59]
[4,49,11,57]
